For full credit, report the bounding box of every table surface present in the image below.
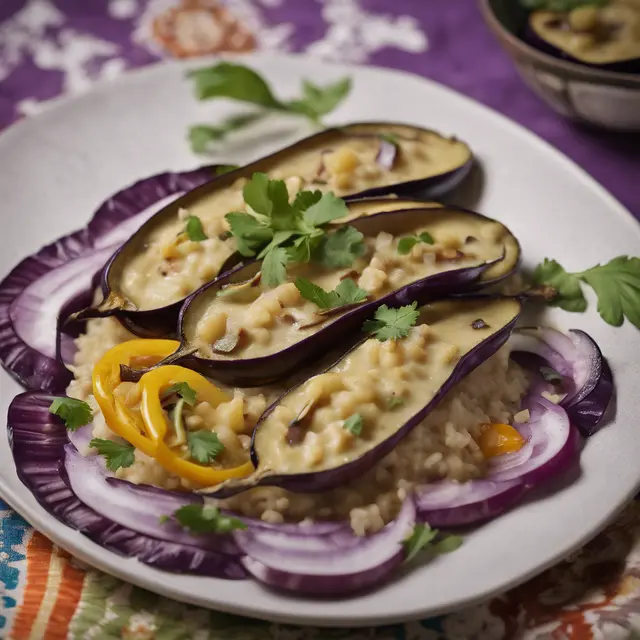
[1,1,640,638]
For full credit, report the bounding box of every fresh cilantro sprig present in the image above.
[533,256,640,328]
[172,504,247,534]
[404,524,463,563]
[187,63,351,151]
[185,215,207,242]
[397,231,434,255]
[519,0,606,11]
[225,173,363,287]
[49,397,93,431]
[165,382,198,406]
[89,438,135,471]
[363,302,420,341]
[343,413,363,436]
[295,277,368,310]
[188,431,225,464]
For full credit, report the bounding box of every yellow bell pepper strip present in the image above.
[478,423,525,458]
[139,365,254,486]
[92,339,180,457]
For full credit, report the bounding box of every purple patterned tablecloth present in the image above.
[2,2,640,639]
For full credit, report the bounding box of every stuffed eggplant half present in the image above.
[72,123,472,337]
[523,0,640,73]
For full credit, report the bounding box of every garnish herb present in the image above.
[397,231,435,255]
[363,302,420,341]
[165,381,198,406]
[49,397,93,431]
[294,277,368,310]
[225,173,363,287]
[172,504,247,534]
[188,431,225,464]
[187,62,351,151]
[404,523,463,563]
[215,164,240,176]
[519,0,606,11]
[533,256,640,328]
[185,215,207,242]
[540,366,563,385]
[388,395,405,410]
[89,438,135,471]
[343,413,363,436]
[379,133,400,146]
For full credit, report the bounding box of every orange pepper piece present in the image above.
[479,423,525,458]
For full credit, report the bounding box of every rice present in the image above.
[69,316,528,535]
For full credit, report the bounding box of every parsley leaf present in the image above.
[215,164,240,176]
[315,226,366,269]
[388,395,405,410]
[89,438,135,471]
[188,431,225,464]
[294,277,368,310]
[404,524,463,563]
[185,215,207,242]
[292,190,323,212]
[187,64,351,152]
[49,397,93,431]
[533,255,640,328]
[343,413,363,436]
[303,192,350,227]
[262,246,289,288]
[404,524,438,563]
[287,78,352,120]
[533,259,586,312]
[379,132,400,145]
[225,212,273,257]
[172,504,247,534]
[165,382,197,406]
[363,302,420,341]
[397,231,434,255]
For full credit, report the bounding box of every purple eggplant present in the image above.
[202,296,522,497]
[522,8,640,74]
[168,205,520,387]
[70,123,473,338]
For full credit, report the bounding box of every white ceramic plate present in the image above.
[0,53,638,627]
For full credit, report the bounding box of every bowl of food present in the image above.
[480,0,640,131]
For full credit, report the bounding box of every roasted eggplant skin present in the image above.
[176,206,520,387]
[204,296,523,498]
[72,123,473,338]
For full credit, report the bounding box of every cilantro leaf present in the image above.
[173,504,247,534]
[397,231,434,255]
[166,382,197,406]
[315,226,366,269]
[185,215,207,242]
[294,277,368,310]
[215,164,240,176]
[187,113,264,151]
[188,431,225,464]
[404,524,438,563]
[388,395,405,409]
[434,534,464,554]
[343,413,363,436]
[242,172,273,216]
[188,63,285,109]
[89,438,135,471]
[225,212,273,257]
[49,397,93,431]
[262,247,289,288]
[287,77,352,119]
[303,192,350,227]
[363,302,420,341]
[532,258,587,312]
[292,190,323,212]
[379,132,400,145]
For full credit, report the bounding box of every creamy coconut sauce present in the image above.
[119,127,468,311]
[253,298,520,475]
[531,0,640,64]
[184,210,511,360]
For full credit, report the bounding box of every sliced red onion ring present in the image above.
[415,478,527,527]
[235,498,416,596]
[376,138,397,170]
[0,167,218,393]
[509,327,613,436]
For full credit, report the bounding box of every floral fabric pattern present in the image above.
[1,1,640,638]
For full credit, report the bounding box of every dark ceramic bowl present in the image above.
[480,0,640,131]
